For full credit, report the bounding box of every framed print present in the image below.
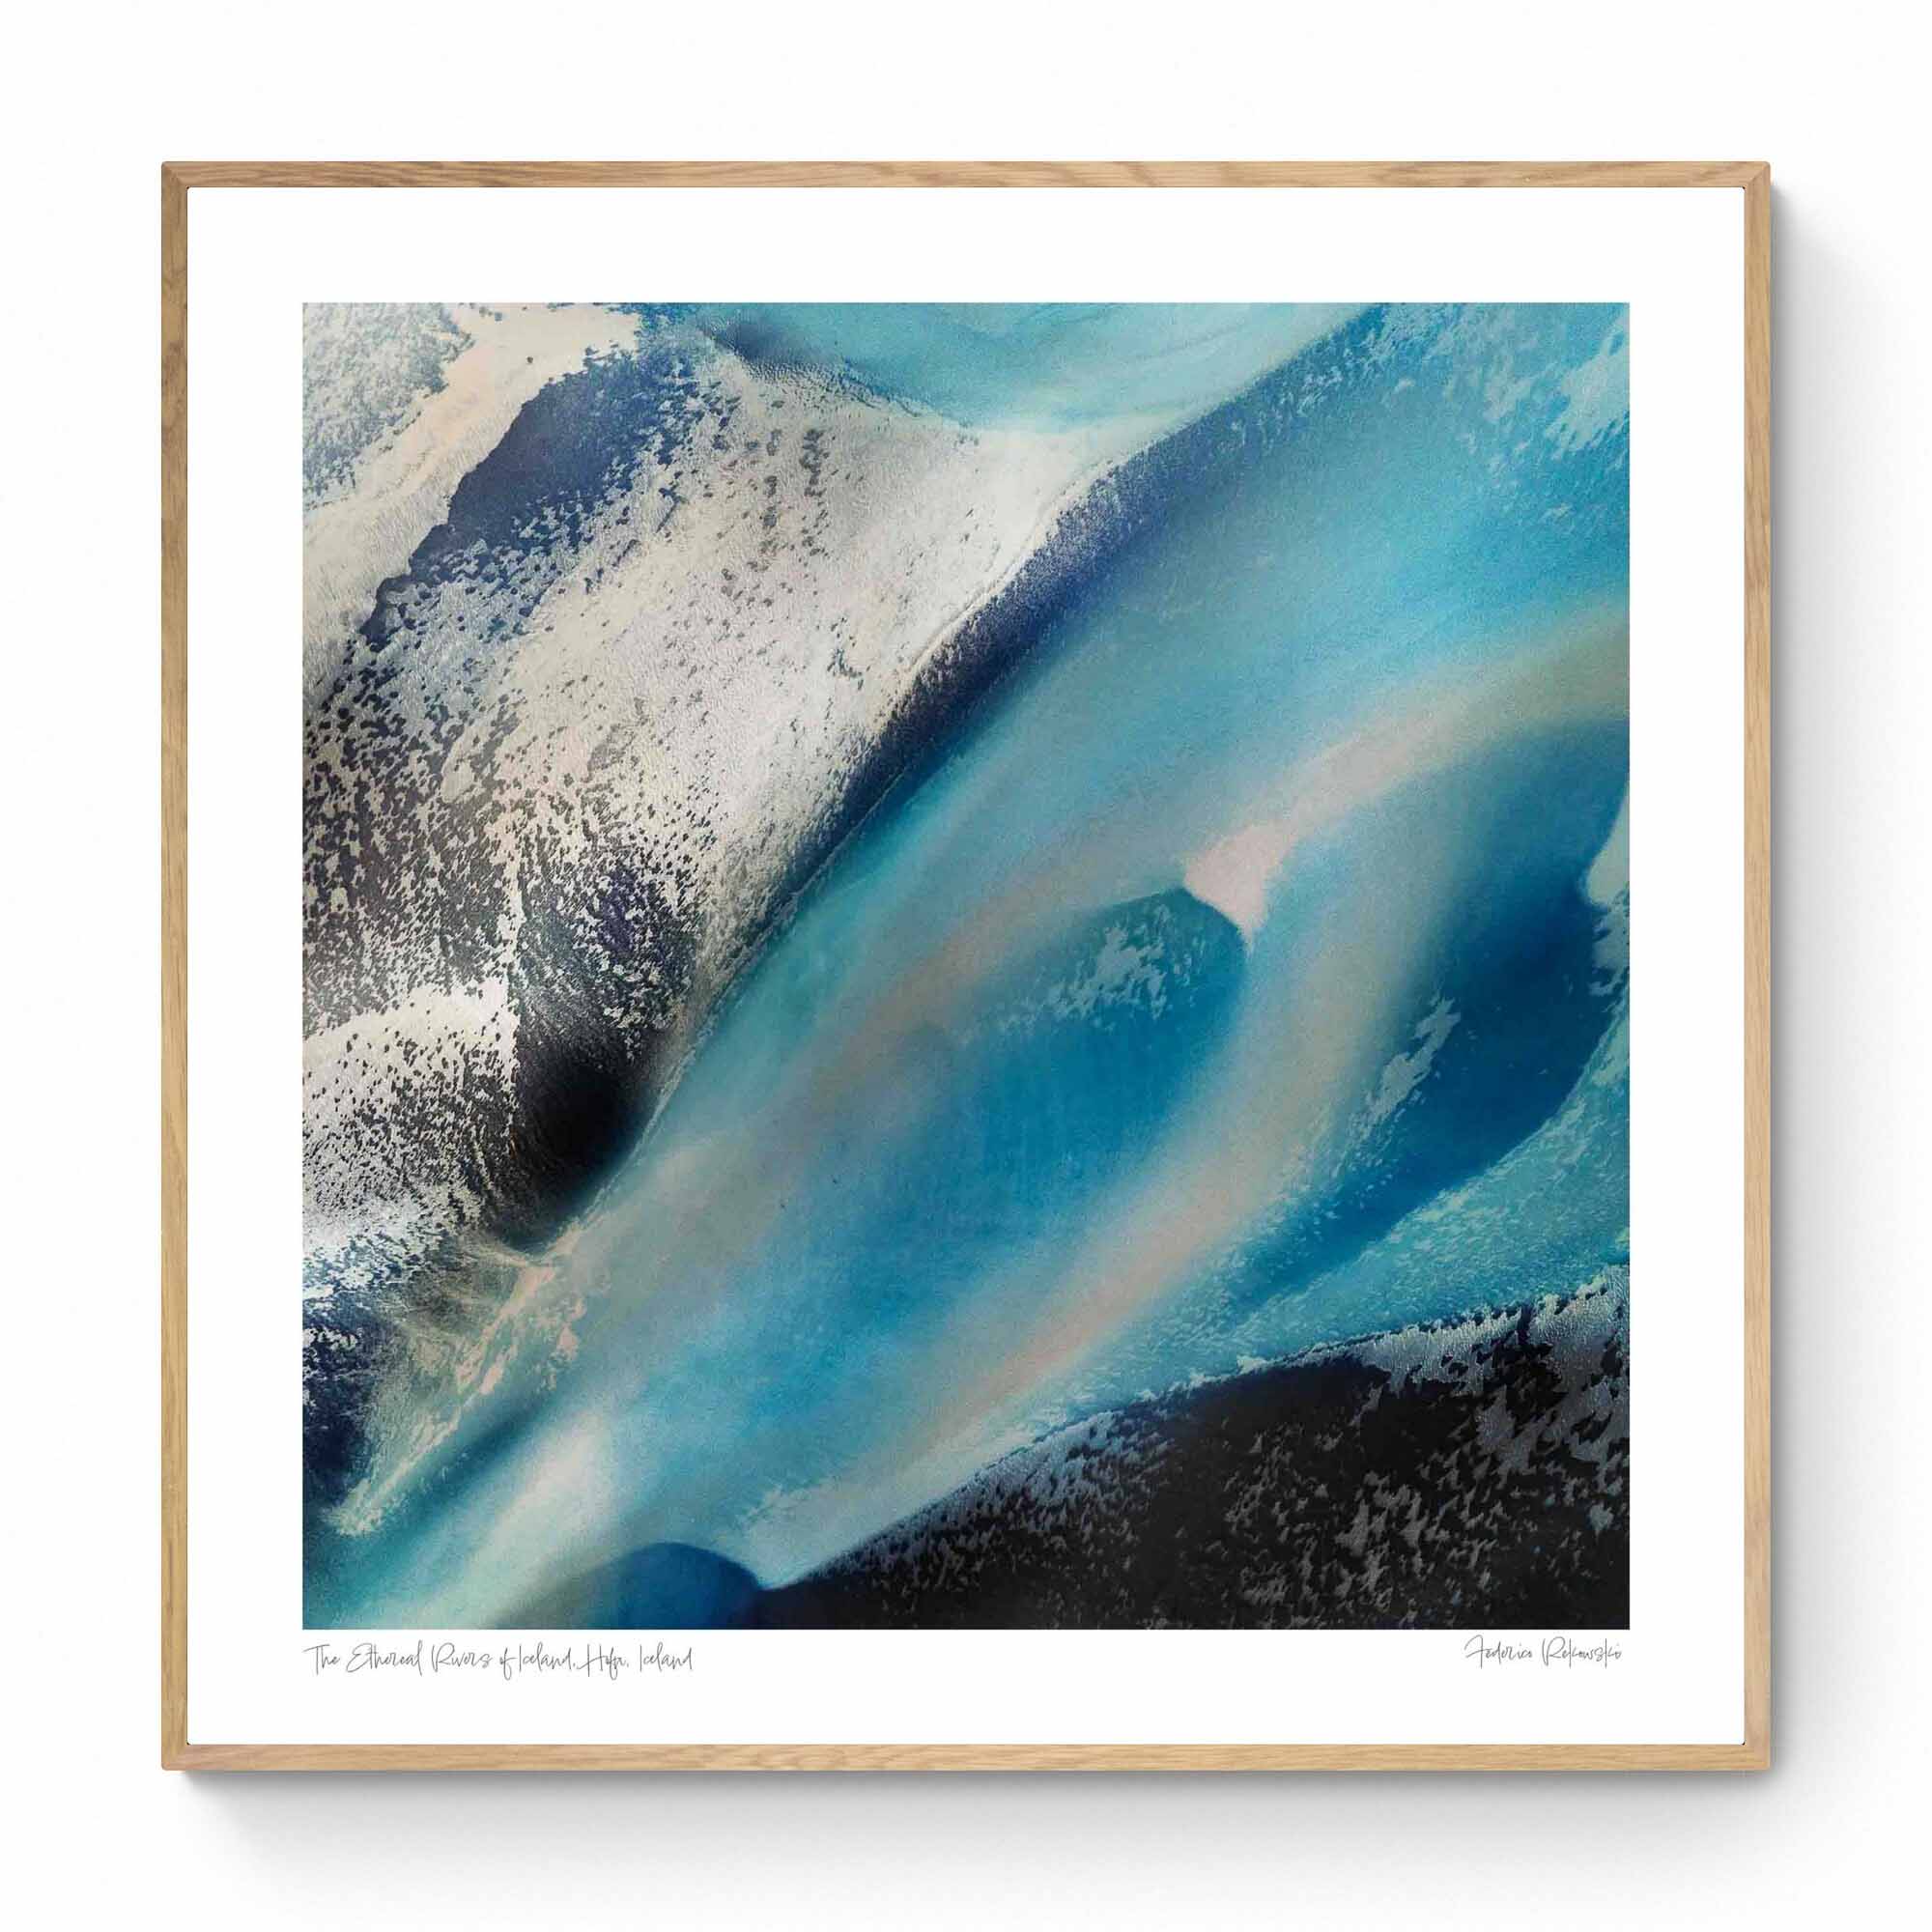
[161,160,1770,1770]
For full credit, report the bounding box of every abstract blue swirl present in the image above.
[301,302,1629,1627]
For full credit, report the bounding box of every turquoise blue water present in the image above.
[659,301,1361,432]
[308,303,1629,1626]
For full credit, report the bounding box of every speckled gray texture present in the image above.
[766,1271,1628,1629]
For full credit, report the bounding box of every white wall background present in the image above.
[3,3,1923,1924]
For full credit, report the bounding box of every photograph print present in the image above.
[301,301,1631,1632]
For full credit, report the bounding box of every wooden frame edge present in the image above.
[161,159,1768,190]
[161,160,189,1773]
[168,1742,1770,1772]
[1741,160,1773,1773]
[160,160,1771,1773]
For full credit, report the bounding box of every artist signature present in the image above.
[1463,1634,1626,1670]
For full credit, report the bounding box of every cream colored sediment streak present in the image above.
[301,303,637,703]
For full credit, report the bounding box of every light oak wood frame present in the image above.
[161,160,1771,1771]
